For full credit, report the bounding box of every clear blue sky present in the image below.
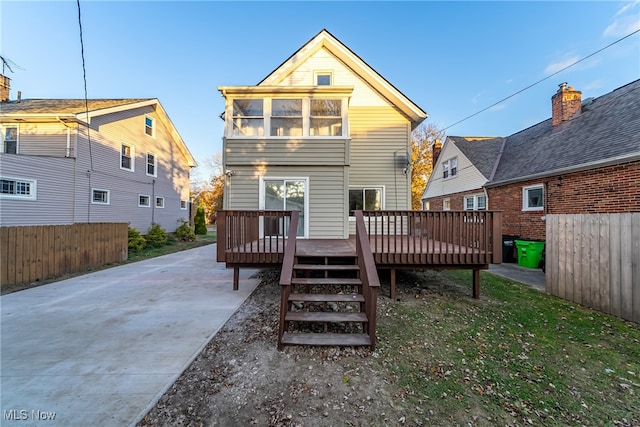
[2,1,639,179]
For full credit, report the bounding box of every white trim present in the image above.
[1,125,19,154]
[120,142,135,172]
[138,194,150,207]
[144,115,155,138]
[180,200,188,210]
[314,70,333,86]
[146,152,157,177]
[0,175,36,200]
[464,193,487,211]
[91,188,110,205]
[522,184,544,211]
[259,176,309,238]
[155,196,165,208]
[347,185,385,220]
[442,157,458,180]
[443,197,451,211]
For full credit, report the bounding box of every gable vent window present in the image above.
[316,73,332,86]
[3,127,18,154]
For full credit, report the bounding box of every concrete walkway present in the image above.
[488,262,546,291]
[1,244,259,426]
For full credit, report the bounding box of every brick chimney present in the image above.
[432,139,442,170]
[551,82,582,127]
[0,74,10,102]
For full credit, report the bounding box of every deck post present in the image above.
[472,268,480,299]
[390,268,397,300]
[233,267,239,291]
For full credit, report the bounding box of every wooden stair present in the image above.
[279,256,373,348]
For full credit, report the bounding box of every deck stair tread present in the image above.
[291,278,362,286]
[280,332,371,346]
[293,264,359,271]
[288,293,365,303]
[285,312,368,322]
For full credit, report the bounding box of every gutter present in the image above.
[485,152,640,188]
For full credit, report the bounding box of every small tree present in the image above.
[175,219,196,241]
[194,205,207,235]
[128,226,146,252]
[146,223,168,247]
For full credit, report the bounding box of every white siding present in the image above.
[423,141,488,199]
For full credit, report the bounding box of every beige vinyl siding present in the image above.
[73,107,191,232]
[349,105,410,208]
[423,142,488,199]
[278,48,388,108]
[4,123,72,157]
[225,138,349,166]
[0,155,75,226]
[225,165,347,238]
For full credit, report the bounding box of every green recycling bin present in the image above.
[515,240,545,269]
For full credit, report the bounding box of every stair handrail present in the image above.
[278,211,299,349]
[354,210,380,350]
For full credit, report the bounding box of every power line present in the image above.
[77,0,94,172]
[443,29,640,131]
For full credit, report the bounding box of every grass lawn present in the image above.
[375,269,640,426]
[126,229,216,263]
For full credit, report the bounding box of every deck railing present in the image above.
[277,211,299,349]
[354,211,380,349]
[362,210,502,265]
[217,210,294,264]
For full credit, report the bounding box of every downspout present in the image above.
[151,179,156,225]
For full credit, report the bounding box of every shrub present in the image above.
[175,219,195,242]
[194,205,207,235]
[146,223,168,247]
[128,227,146,252]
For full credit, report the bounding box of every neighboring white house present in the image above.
[0,76,197,232]
[218,29,427,239]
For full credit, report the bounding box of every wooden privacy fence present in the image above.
[1,223,128,288]
[546,213,640,323]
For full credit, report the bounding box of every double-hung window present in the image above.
[271,99,303,136]
[145,116,155,137]
[146,153,157,177]
[232,99,264,136]
[443,157,457,179]
[349,187,382,216]
[3,126,18,154]
[523,184,544,211]
[464,194,487,210]
[0,176,36,200]
[121,143,134,171]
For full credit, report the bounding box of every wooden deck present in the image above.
[217,210,503,298]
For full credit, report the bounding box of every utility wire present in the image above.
[443,29,640,131]
[77,0,94,172]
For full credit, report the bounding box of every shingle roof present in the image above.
[448,136,504,179]
[0,98,153,115]
[489,79,640,185]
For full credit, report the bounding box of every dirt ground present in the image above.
[138,269,420,427]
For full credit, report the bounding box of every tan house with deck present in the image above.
[218,29,427,238]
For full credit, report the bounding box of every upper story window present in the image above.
[271,99,303,136]
[145,116,155,137]
[310,99,342,136]
[0,176,36,200]
[180,200,188,210]
[228,97,347,138]
[315,72,332,86]
[523,184,544,211]
[464,194,487,210]
[3,126,18,154]
[443,157,457,179]
[146,153,157,177]
[121,143,134,171]
[232,99,264,137]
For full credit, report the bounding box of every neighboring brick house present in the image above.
[422,79,640,241]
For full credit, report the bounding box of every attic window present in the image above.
[443,157,457,179]
[315,72,332,86]
[145,116,155,137]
